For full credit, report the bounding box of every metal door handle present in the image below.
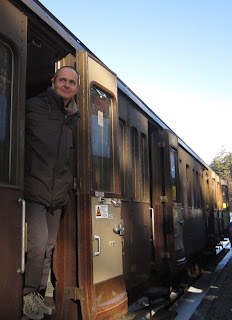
[18,198,26,274]
[149,208,155,241]
[113,219,125,236]
[93,235,101,256]
[179,219,184,226]
[111,199,122,206]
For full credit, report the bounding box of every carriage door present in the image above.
[0,1,27,319]
[169,132,186,264]
[78,53,127,319]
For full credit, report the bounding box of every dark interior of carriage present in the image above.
[26,18,75,98]
[25,15,79,308]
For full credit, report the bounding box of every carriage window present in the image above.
[212,179,216,206]
[195,171,199,208]
[204,171,210,208]
[179,159,183,203]
[192,169,196,207]
[119,119,127,198]
[141,134,149,201]
[186,165,191,207]
[170,148,178,201]
[222,185,228,209]
[217,182,220,207]
[199,174,203,208]
[90,86,114,192]
[0,40,13,183]
[131,127,140,200]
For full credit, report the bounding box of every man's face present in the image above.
[52,67,78,104]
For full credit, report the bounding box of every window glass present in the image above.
[170,148,178,201]
[195,171,200,208]
[90,86,114,192]
[119,120,127,198]
[222,185,228,209]
[141,134,149,201]
[205,172,210,208]
[199,174,203,208]
[131,127,140,200]
[186,165,191,207]
[0,40,13,183]
[212,179,216,206]
[179,159,183,203]
[192,169,196,208]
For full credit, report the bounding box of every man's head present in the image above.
[52,66,78,106]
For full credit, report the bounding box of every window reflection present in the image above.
[90,86,114,192]
[131,127,140,200]
[170,148,177,201]
[0,40,13,183]
[119,120,126,198]
[141,134,149,201]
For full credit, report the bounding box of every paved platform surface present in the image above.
[191,248,232,320]
[170,247,232,320]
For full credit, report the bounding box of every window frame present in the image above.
[0,38,14,185]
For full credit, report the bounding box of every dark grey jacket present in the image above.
[24,87,80,209]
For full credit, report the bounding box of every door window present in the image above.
[141,133,149,201]
[131,127,140,200]
[0,40,13,183]
[119,119,127,198]
[90,86,114,192]
[222,185,228,209]
[186,165,191,207]
[170,148,178,201]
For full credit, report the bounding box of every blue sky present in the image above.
[39,0,232,164]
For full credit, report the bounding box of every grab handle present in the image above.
[93,235,101,256]
[149,207,155,241]
[17,198,26,274]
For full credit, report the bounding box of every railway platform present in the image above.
[169,241,232,320]
[119,240,232,320]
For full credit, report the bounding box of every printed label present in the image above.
[95,205,108,219]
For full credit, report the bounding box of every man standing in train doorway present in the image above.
[23,66,80,320]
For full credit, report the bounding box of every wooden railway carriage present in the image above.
[0,1,229,319]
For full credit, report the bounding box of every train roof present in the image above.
[17,0,209,169]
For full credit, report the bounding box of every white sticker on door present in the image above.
[95,205,108,219]
[98,110,103,127]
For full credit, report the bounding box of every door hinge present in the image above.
[64,287,84,301]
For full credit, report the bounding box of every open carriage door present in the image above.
[50,54,80,320]
[78,52,127,319]
[0,1,26,319]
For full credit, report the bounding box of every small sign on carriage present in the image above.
[95,205,108,219]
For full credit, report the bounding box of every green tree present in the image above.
[210,147,232,180]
